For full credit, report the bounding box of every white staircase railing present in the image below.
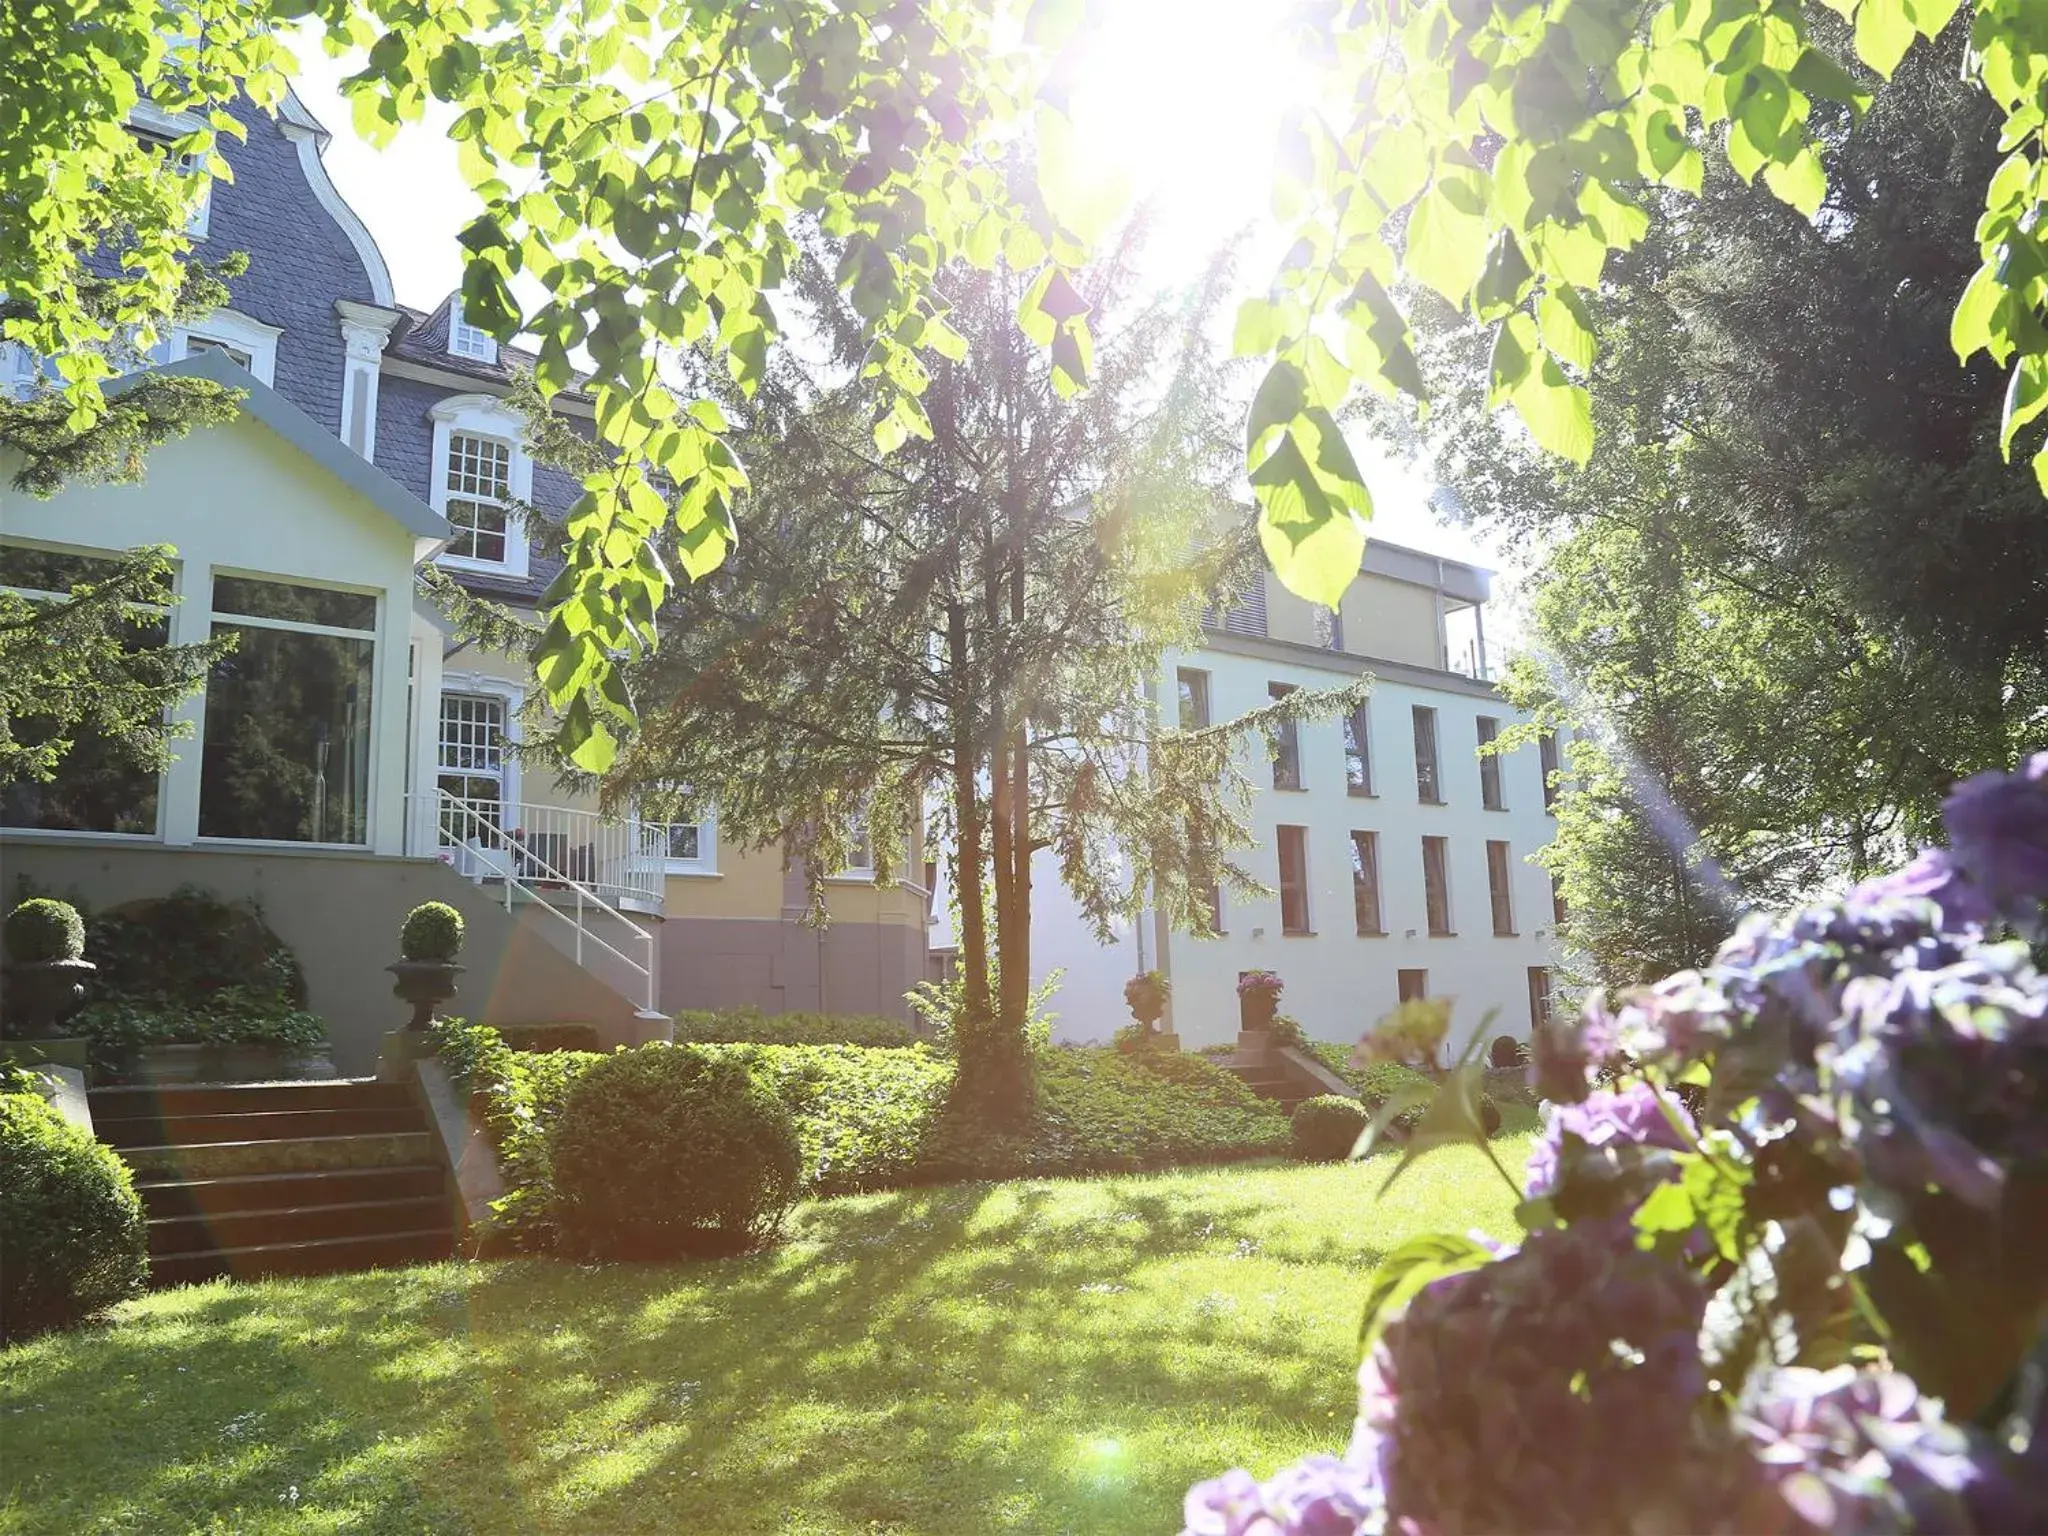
[407,790,664,1013]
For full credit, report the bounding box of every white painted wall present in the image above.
[0,414,423,854]
[1149,639,1564,1053]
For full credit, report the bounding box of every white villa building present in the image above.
[1002,539,1567,1053]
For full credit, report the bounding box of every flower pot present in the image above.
[1239,989,1279,1033]
[388,960,464,1031]
[0,957,96,1039]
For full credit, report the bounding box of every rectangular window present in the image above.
[1319,605,1344,650]
[1422,835,1452,935]
[1190,828,1223,933]
[436,693,505,840]
[1551,871,1568,927]
[184,334,252,370]
[1398,968,1428,1004]
[1487,839,1515,936]
[448,299,500,363]
[199,575,376,845]
[1413,705,1441,803]
[1540,730,1562,810]
[443,432,513,563]
[1277,824,1311,934]
[1528,966,1553,1032]
[1477,715,1504,810]
[1269,683,1302,790]
[0,543,166,835]
[1344,704,1373,796]
[1177,668,1210,730]
[1349,830,1384,935]
[663,822,702,862]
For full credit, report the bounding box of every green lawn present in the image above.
[0,1140,1531,1536]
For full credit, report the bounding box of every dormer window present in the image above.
[170,309,281,385]
[428,395,533,577]
[448,299,499,364]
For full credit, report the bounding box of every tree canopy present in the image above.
[8,0,2048,767]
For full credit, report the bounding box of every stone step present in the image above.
[119,1132,438,1182]
[88,1080,411,1117]
[148,1228,455,1289]
[146,1195,452,1256]
[134,1164,448,1218]
[95,1106,425,1148]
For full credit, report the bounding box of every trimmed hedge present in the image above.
[670,1007,921,1048]
[4,898,85,963]
[1,1084,148,1341]
[496,1023,604,1054]
[552,1046,801,1258]
[434,1023,1292,1253]
[1292,1095,1370,1161]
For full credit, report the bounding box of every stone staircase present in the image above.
[88,1080,455,1288]
[1222,1050,1320,1115]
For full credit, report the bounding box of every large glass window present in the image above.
[0,542,166,835]
[1277,824,1311,934]
[1344,703,1373,795]
[199,575,376,844]
[1477,715,1504,810]
[1350,830,1383,936]
[443,432,513,563]
[1268,683,1302,791]
[1422,835,1453,935]
[437,693,506,841]
[1413,706,1441,803]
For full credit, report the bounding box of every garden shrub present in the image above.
[0,1083,148,1342]
[551,1045,801,1258]
[84,885,307,1009]
[1292,1094,1370,1161]
[1303,1048,1501,1142]
[703,1042,953,1196]
[495,1022,603,1054]
[399,901,464,962]
[670,1007,919,1048]
[4,898,84,963]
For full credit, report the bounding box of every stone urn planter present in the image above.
[1123,971,1176,1051]
[390,901,467,1030]
[1236,970,1283,1057]
[1,898,95,1040]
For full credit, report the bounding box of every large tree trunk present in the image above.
[997,562,1032,1036]
[947,598,990,1025]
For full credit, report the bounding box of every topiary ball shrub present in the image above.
[400,902,465,963]
[0,1087,148,1342]
[1292,1094,1371,1162]
[4,899,85,964]
[551,1044,801,1259]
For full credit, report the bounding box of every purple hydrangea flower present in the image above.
[1851,850,1995,936]
[1361,1222,1709,1533]
[1943,752,2048,926]
[1524,1081,1696,1199]
[1737,1366,1982,1534]
[1181,1452,1385,1536]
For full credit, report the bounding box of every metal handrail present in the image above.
[411,790,658,1012]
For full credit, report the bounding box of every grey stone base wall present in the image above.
[660,914,927,1021]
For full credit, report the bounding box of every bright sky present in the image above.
[286,0,1518,597]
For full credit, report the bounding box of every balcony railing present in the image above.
[406,794,667,910]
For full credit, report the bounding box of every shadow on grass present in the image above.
[0,1159,1505,1535]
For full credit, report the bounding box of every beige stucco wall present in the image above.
[0,839,647,1074]
[1341,574,1441,669]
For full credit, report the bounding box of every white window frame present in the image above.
[447,298,501,364]
[128,104,212,237]
[653,807,719,876]
[427,395,532,578]
[171,309,282,386]
[827,819,877,882]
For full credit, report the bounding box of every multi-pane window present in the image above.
[1398,969,1428,1003]
[1413,705,1441,803]
[1540,730,1562,810]
[448,299,500,363]
[0,543,165,834]
[1487,839,1515,935]
[1477,715,1504,810]
[200,576,377,845]
[437,693,505,837]
[1422,835,1452,935]
[1350,830,1384,936]
[1269,683,1302,790]
[1277,824,1311,934]
[1528,966,1553,1032]
[1177,668,1211,730]
[443,433,513,563]
[1344,704,1373,796]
